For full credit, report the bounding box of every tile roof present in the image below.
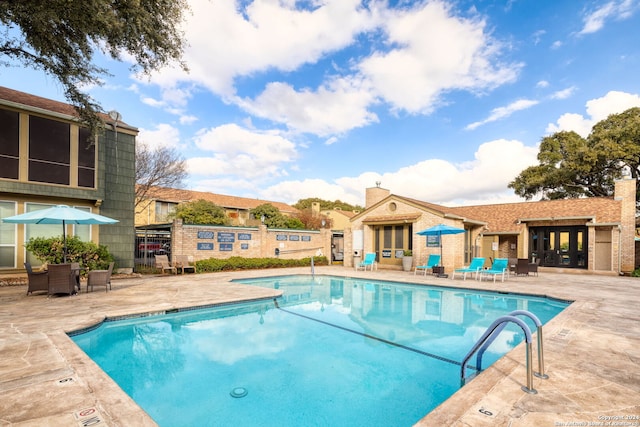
[388,194,621,233]
[144,186,299,214]
[0,86,131,127]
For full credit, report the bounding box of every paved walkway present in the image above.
[0,267,638,426]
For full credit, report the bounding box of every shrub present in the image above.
[196,256,329,273]
[25,235,115,271]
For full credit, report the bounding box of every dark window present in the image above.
[0,109,19,179]
[28,116,70,184]
[77,127,95,188]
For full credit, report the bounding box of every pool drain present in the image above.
[230,387,248,398]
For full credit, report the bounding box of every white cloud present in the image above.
[466,99,539,130]
[148,0,376,97]
[579,0,637,35]
[551,40,562,49]
[549,86,577,100]
[257,139,538,206]
[546,90,640,137]
[358,1,521,114]
[137,124,182,150]
[188,124,298,179]
[536,80,550,88]
[236,76,378,136]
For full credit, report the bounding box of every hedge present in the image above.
[195,256,329,273]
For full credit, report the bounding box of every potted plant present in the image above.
[402,249,413,272]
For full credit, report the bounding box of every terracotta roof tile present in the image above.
[144,186,299,214]
[0,86,130,126]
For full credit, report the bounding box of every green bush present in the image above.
[25,235,115,271]
[631,267,640,277]
[196,256,329,273]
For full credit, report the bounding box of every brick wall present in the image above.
[171,220,331,262]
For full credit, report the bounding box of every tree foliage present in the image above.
[135,143,188,209]
[509,107,640,203]
[293,197,363,212]
[171,199,229,225]
[0,0,188,133]
[250,203,305,229]
[294,208,332,230]
[25,235,114,270]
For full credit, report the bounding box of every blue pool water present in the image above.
[70,275,569,427]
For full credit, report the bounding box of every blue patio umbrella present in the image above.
[3,205,118,262]
[416,223,465,265]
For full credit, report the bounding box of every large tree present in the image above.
[135,143,188,209]
[0,0,188,133]
[170,199,229,226]
[509,107,640,204]
[293,198,363,212]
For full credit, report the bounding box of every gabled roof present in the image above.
[449,197,621,233]
[0,86,134,129]
[143,186,299,214]
[353,192,621,234]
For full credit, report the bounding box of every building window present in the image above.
[77,128,96,188]
[28,116,70,185]
[0,109,19,180]
[155,201,177,223]
[24,203,58,266]
[73,206,92,241]
[388,202,397,212]
[0,201,17,268]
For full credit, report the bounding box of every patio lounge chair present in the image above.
[155,254,177,274]
[24,262,48,295]
[479,258,509,282]
[175,255,196,274]
[47,263,76,296]
[414,254,441,276]
[87,262,114,292]
[452,257,485,280]
[355,252,377,271]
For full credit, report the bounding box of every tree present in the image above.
[293,198,363,212]
[0,0,188,133]
[509,107,640,204]
[294,209,332,230]
[135,143,188,209]
[249,203,306,229]
[170,200,229,225]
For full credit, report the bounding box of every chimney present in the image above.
[365,184,390,208]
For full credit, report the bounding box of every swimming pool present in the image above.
[70,275,569,426]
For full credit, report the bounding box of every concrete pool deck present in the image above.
[0,266,638,426]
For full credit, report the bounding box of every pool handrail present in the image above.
[460,315,537,394]
[475,310,548,380]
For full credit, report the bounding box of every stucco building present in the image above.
[345,179,636,275]
[0,87,137,273]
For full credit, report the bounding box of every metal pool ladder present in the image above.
[460,310,548,394]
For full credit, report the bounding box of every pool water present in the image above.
[70,275,569,427]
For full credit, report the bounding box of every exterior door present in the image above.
[373,224,412,266]
[529,226,587,269]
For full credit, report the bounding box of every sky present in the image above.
[2,0,640,208]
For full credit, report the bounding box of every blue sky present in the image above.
[3,0,640,207]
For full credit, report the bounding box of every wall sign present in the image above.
[301,235,311,241]
[217,232,235,242]
[426,235,440,247]
[219,243,233,251]
[238,233,252,240]
[197,231,214,239]
[382,250,391,258]
[197,242,214,250]
[289,235,300,241]
[276,234,287,241]
[240,243,249,250]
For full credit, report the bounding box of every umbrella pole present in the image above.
[63,220,67,263]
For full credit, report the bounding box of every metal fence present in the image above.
[135,231,171,269]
